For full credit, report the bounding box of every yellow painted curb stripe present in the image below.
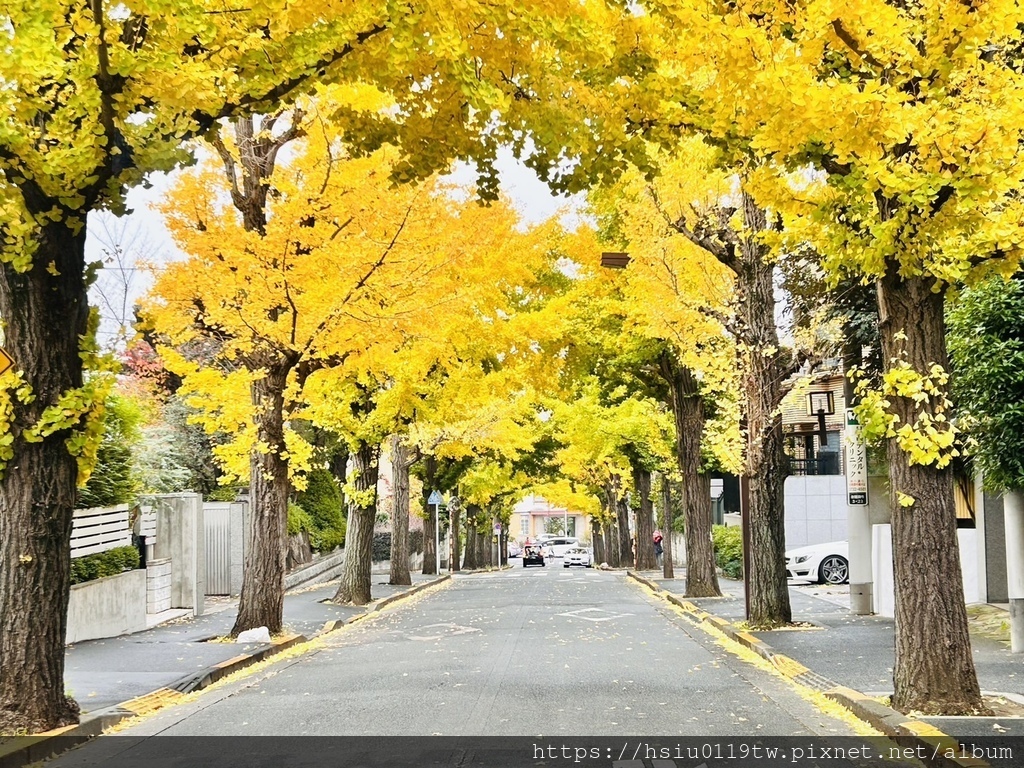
[900,721,952,738]
[120,688,185,716]
[772,655,810,678]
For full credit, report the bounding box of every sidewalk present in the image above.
[64,572,443,715]
[636,571,1024,745]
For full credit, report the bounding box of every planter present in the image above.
[66,568,147,644]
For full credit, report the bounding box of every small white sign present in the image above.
[427,490,443,505]
[844,409,868,506]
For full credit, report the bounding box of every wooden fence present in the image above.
[70,504,132,559]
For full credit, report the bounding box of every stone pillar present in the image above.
[152,493,205,616]
[1004,489,1024,652]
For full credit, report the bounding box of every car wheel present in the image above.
[818,555,849,585]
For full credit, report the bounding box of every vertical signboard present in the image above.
[844,409,868,505]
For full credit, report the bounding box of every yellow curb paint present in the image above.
[772,655,810,678]
[120,688,185,717]
[214,654,250,669]
[900,721,952,738]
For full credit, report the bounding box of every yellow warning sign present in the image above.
[0,347,13,377]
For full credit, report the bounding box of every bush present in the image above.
[712,525,743,579]
[70,545,140,585]
[372,532,392,562]
[295,469,346,552]
[287,502,314,536]
[409,529,424,554]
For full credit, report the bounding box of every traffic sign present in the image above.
[428,490,443,506]
[0,347,14,377]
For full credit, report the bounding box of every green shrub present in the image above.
[408,529,424,554]
[70,545,140,585]
[287,502,313,536]
[295,469,346,552]
[712,525,743,579]
[372,532,391,561]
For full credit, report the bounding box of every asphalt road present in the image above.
[69,567,865,737]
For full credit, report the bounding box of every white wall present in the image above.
[67,569,147,644]
[784,475,849,549]
[871,524,983,617]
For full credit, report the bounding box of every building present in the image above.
[512,495,586,543]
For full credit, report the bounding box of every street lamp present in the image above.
[601,252,631,269]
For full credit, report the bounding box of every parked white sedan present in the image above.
[563,547,593,568]
[785,541,849,584]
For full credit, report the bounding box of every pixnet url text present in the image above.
[531,742,1014,763]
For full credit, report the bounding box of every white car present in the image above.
[785,541,849,584]
[563,547,593,568]
[539,537,580,558]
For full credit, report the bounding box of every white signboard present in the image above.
[844,409,868,506]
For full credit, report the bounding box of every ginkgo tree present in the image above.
[583,154,743,595]
[0,0,650,729]
[146,111,539,624]
[564,0,1024,714]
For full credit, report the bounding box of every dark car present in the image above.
[522,546,545,567]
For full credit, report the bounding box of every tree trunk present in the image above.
[661,476,675,580]
[739,192,792,628]
[0,225,89,732]
[483,528,492,567]
[878,269,984,715]
[613,479,631,567]
[463,505,480,569]
[450,500,462,572]
[334,441,380,605]
[232,366,291,635]
[633,465,657,570]
[389,436,412,586]
[421,456,437,575]
[591,519,605,565]
[604,525,617,567]
[665,357,719,595]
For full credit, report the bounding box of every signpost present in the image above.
[845,407,872,615]
[428,490,443,574]
[0,347,15,377]
[844,409,868,505]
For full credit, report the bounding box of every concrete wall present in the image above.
[147,558,172,614]
[151,493,205,615]
[66,569,147,644]
[783,475,849,548]
[871,524,983,617]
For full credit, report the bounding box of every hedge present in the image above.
[712,525,743,579]
[70,545,140,585]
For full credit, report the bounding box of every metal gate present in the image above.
[204,502,232,595]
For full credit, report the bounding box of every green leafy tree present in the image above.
[77,395,142,509]
[949,275,1024,651]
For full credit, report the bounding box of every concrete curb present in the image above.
[1,575,451,768]
[317,574,452,634]
[626,571,989,768]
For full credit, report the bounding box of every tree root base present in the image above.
[0,696,79,736]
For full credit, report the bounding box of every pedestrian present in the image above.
[653,529,664,567]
